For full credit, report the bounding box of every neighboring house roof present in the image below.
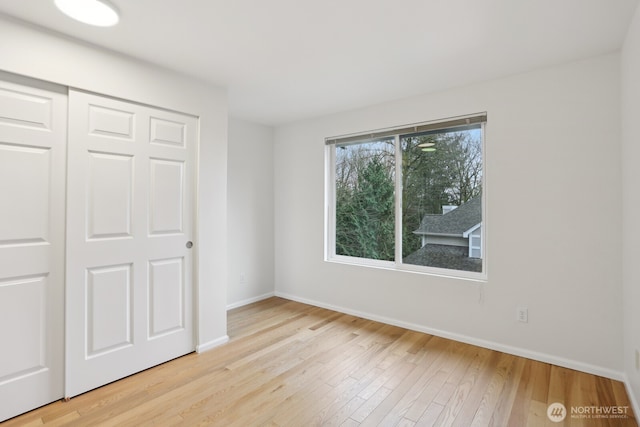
[414,196,481,236]
[402,244,482,272]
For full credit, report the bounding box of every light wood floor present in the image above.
[4,297,638,426]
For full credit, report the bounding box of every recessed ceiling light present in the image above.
[54,0,119,27]
[421,147,437,152]
[418,142,435,148]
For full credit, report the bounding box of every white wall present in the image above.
[0,16,229,349]
[227,118,275,308]
[622,2,640,408]
[274,54,623,378]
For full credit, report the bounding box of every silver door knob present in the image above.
[186,241,193,249]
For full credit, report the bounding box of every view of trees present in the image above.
[401,129,482,257]
[334,128,482,262]
[335,139,395,260]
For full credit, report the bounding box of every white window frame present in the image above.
[325,114,487,282]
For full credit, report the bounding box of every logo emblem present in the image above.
[547,402,567,422]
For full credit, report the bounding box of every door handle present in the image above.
[186,241,193,249]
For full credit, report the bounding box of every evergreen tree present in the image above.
[336,154,395,260]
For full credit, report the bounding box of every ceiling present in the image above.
[0,0,637,125]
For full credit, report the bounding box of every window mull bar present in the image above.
[325,113,487,146]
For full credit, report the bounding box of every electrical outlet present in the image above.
[240,273,246,284]
[636,349,639,371]
[517,307,528,323]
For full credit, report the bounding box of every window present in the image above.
[326,114,486,279]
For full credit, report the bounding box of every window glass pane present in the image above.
[401,127,483,272]
[335,138,395,261]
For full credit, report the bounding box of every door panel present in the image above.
[87,152,134,239]
[66,90,196,398]
[150,117,186,147]
[88,104,135,140]
[0,85,53,133]
[0,275,47,377]
[86,264,133,357]
[0,74,66,422]
[0,144,51,242]
[150,158,184,234]
[149,257,185,337]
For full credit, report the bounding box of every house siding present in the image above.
[423,235,468,248]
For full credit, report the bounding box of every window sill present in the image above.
[326,255,487,283]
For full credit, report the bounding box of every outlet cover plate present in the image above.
[517,307,528,323]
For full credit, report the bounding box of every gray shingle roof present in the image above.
[403,244,482,272]
[414,196,481,236]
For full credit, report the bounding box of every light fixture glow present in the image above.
[418,142,435,148]
[55,0,119,27]
[421,147,437,152]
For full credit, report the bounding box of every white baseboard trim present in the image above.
[275,291,625,382]
[227,292,275,311]
[196,335,229,353]
[623,375,640,421]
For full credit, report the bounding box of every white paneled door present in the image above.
[0,74,66,421]
[65,90,196,397]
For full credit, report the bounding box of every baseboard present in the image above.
[623,375,640,420]
[275,291,625,382]
[227,292,275,310]
[196,335,229,353]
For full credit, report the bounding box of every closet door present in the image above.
[66,90,196,397]
[0,73,66,421]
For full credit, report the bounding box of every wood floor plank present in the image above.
[446,348,502,426]
[3,297,638,427]
[359,355,440,426]
[435,346,495,425]
[350,386,394,423]
[506,359,536,426]
[469,353,517,426]
[489,356,526,426]
[416,401,445,426]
